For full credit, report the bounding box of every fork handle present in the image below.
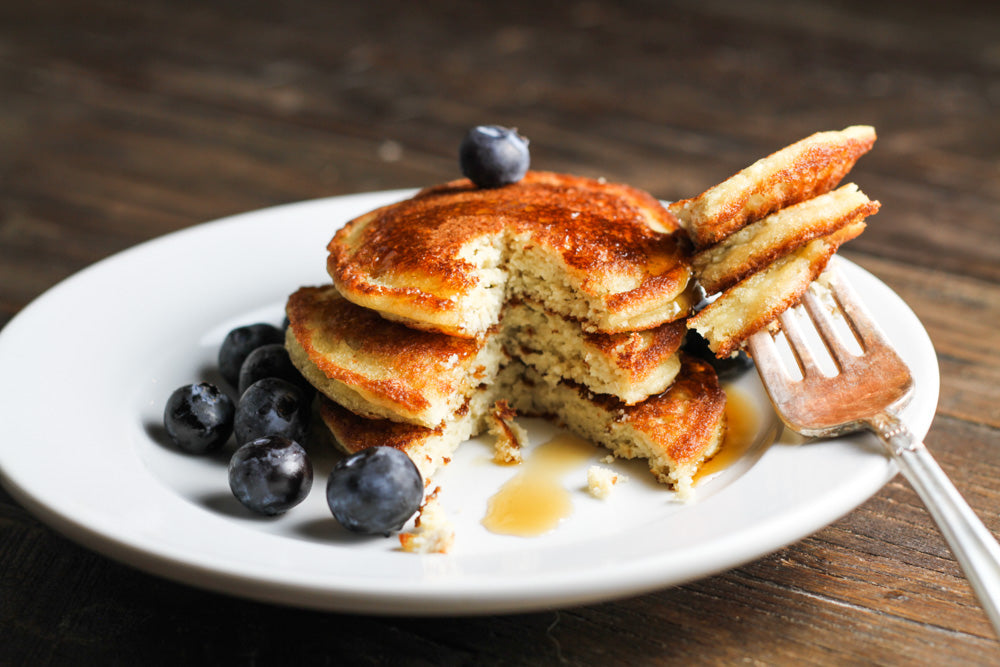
[868,412,1000,636]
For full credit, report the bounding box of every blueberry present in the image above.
[237,343,312,397]
[326,447,423,536]
[234,377,309,446]
[218,323,284,387]
[459,125,530,189]
[682,329,754,380]
[163,383,234,454]
[228,436,313,515]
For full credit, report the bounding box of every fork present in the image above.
[746,261,1000,637]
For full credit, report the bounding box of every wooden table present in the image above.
[3,0,999,663]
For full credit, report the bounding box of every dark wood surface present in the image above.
[3,0,999,663]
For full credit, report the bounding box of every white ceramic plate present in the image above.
[0,191,938,615]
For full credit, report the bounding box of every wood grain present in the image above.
[3,0,1000,663]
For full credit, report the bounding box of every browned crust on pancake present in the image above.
[286,285,481,417]
[318,395,447,455]
[689,221,866,358]
[693,184,880,294]
[669,126,876,248]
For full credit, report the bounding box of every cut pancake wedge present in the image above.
[670,126,876,248]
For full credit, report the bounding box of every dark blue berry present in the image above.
[326,447,423,536]
[218,323,284,387]
[228,436,313,515]
[459,125,530,189]
[234,377,309,446]
[163,383,234,454]
[237,343,311,397]
[682,329,754,380]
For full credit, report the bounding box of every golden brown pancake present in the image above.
[286,285,501,429]
[512,355,726,499]
[669,126,876,248]
[688,221,866,357]
[327,171,694,339]
[693,183,880,294]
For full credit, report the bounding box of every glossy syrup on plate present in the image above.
[481,433,594,537]
[693,386,759,484]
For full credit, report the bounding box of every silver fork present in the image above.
[747,262,1000,636]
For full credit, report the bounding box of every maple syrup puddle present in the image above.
[693,386,759,484]
[482,432,593,537]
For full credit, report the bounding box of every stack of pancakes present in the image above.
[674,125,881,357]
[285,127,880,498]
[286,171,726,497]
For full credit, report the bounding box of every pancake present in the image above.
[286,285,686,427]
[688,221,866,357]
[511,355,726,499]
[327,171,694,339]
[318,356,726,498]
[669,126,876,248]
[286,285,503,429]
[693,183,880,294]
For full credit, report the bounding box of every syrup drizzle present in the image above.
[693,386,758,484]
[482,433,593,537]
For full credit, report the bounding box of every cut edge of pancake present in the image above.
[286,288,688,429]
[511,356,726,500]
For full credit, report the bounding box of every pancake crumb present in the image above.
[488,399,527,464]
[399,487,455,554]
[587,466,626,499]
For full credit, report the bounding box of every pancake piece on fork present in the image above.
[669,125,876,249]
[688,221,867,358]
[692,183,880,295]
[676,127,880,357]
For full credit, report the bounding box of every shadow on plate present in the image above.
[143,419,233,465]
[291,516,390,546]
[195,490,286,520]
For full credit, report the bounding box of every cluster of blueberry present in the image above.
[162,322,423,535]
